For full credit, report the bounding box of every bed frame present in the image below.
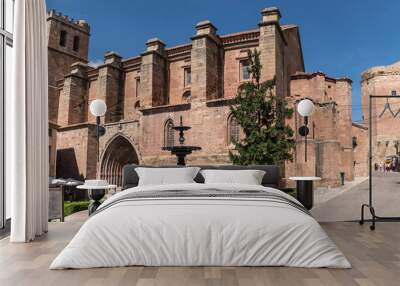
[121,164,280,190]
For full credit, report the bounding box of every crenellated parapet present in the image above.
[47,9,90,34]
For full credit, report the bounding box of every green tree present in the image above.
[229,50,295,165]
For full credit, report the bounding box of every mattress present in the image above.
[50,183,350,269]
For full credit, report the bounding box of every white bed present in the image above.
[50,183,350,269]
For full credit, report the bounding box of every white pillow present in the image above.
[200,169,265,185]
[135,167,200,186]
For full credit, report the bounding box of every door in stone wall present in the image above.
[100,136,139,187]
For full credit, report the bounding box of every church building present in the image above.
[47,7,366,187]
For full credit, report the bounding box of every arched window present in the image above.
[164,119,174,147]
[134,100,140,111]
[228,114,239,145]
[182,90,191,103]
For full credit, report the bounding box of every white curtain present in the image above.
[8,0,49,242]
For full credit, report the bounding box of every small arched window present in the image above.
[134,101,140,111]
[73,36,80,51]
[182,90,191,103]
[164,119,174,147]
[228,114,239,145]
[352,136,358,149]
[59,30,67,47]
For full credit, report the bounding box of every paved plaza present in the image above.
[312,171,400,222]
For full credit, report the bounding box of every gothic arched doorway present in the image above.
[100,136,139,187]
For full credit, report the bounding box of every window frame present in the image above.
[1,0,14,229]
[239,59,250,82]
[164,119,175,148]
[135,77,140,98]
[59,30,67,47]
[227,114,239,146]
[72,35,80,52]
[184,67,191,87]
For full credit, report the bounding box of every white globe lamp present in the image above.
[90,99,107,117]
[297,99,314,163]
[297,99,314,117]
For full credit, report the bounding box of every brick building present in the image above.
[361,61,400,167]
[47,7,365,187]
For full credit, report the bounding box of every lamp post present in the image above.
[81,99,108,215]
[89,99,107,178]
[297,99,314,162]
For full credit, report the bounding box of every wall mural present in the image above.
[43,6,400,227]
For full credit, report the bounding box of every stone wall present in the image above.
[352,123,368,177]
[138,101,233,166]
[56,124,97,180]
[191,21,222,102]
[361,61,400,165]
[140,39,168,108]
[123,69,141,121]
[47,10,89,123]
[288,72,354,187]
[168,59,188,105]
[49,122,59,177]
[57,63,89,126]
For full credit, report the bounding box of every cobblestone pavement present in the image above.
[311,171,400,222]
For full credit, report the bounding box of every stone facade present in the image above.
[55,124,97,180]
[352,122,368,177]
[285,72,355,186]
[47,10,90,123]
[361,61,400,166]
[49,121,59,177]
[49,7,364,187]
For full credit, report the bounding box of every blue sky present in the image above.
[46,0,400,121]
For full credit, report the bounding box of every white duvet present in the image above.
[50,183,351,269]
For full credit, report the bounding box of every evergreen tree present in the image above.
[229,50,295,165]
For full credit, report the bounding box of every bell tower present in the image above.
[46,10,90,123]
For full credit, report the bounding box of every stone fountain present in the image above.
[162,116,201,166]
